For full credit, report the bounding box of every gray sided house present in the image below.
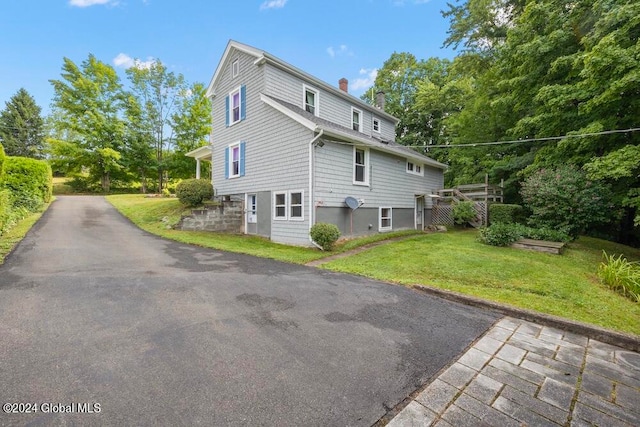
[198,40,446,246]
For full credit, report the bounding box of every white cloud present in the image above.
[351,68,378,91]
[69,0,117,7]
[113,53,156,69]
[260,0,287,10]
[326,44,353,58]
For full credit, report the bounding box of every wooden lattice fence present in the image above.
[433,201,487,227]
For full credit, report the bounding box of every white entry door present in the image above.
[247,194,257,223]
[415,196,425,230]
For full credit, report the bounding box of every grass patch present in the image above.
[0,201,51,264]
[52,176,75,195]
[106,195,420,264]
[321,229,640,336]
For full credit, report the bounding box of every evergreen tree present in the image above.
[0,88,46,158]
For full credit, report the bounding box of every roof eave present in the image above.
[320,127,447,169]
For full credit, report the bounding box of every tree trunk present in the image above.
[140,169,147,194]
[101,172,110,192]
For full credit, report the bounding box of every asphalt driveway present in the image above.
[0,196,499,426]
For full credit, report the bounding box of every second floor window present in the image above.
[352,108,362,132]
[303,85,318,116]
[373,117,380,133]
[232,90,241,122]
[226,85,246,127]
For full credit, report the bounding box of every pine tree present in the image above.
[0,88,46,158]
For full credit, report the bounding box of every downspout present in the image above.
[308,129,324,250]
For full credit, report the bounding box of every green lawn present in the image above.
[0,201,51,264]
[321,230,640,336]
[106,194,420,264]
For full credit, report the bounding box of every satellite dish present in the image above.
[345,196,359,210]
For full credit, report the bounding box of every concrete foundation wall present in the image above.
[316,207,415,237]
[177,200,244,233]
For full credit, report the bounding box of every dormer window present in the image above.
[303,85,319,116]
[373,117,380,133]
[352,107,362,132]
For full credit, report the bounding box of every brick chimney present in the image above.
[376,91,386,111]
[339,78,348,93]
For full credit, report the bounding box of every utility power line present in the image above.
[412,127,640,148]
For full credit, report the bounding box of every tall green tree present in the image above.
[0,88,46,158]
[170,82,212,179]
[49,55,125,191]
[126,60,186,190]
[362,54,454,149]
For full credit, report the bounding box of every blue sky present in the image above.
[0,0,457,115]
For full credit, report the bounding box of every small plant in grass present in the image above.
[598,251,640,302]
[452,200,477,226]
[175,179,213,207]
[310,223,341,251]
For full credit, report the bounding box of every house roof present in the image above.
[261,94,447,170]
[206,40,399,124]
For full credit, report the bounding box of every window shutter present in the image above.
[224,147,229,179]
[225,95,230,127]
[239,141,246,177]
[240,85,246,121]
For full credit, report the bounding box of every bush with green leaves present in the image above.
[310,223,341,251]
[489,204,525,225]
[1,156,52,210]
[478,223,570,247]
[520,165,611,238]
[452,200,477,225]
[175,179,213,207]
[598,251,640,302]
[478,222,524,246]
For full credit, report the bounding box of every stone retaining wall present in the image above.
[176,200,244,233]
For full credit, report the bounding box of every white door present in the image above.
[247,194,257,223]
[415,196,425,230]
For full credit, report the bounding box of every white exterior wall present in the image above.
[314,141,444,209]
[264,64,396,142]
[211,48,313,245]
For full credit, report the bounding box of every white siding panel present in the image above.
[211,48,313,246]
[315,141,443,209]
[264,65,396,141]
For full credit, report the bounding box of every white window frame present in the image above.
[379,207,392,232]
[273,190,304,221]
[232,59,239,78]
[289,190,304,221]
[373,117,381,133]
[274,191,287,220]
[302,84,319,117]
[406,160,424,176]
[351,107,362,132]
[353,146,370,186]
[228,86,242,126]
[228,142,241,178]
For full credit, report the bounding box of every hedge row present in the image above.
[489,203,525,225]
[0,144,52,235]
